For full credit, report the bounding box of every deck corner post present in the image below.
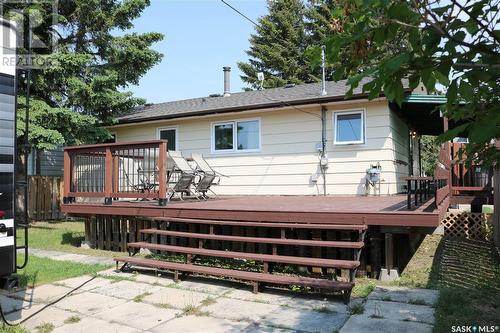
[158,140,168,204]
[104,147,113,203]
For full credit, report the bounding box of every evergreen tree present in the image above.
[5,0,163,150]
[238,0,309,89]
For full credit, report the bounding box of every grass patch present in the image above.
[97,273,137,283]
[133,292,152,303]
[431,238,500,333]
[349,302,365,315]
[200,296,217,306]
[0,325,31,333]
[351,278,376,298]
[395,235,442,289]
[63,316,81,324]
[17,221,125,257]
[16,254,110,288]
[178,304,209,317]
[35,322,55,333]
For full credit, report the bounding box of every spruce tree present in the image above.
[238,0,309,89]
[5,0,163,150]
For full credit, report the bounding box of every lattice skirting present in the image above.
[441,212,494,241]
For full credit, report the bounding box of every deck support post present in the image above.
[384,233,394,270]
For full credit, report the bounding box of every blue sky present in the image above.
[128,0,267,103]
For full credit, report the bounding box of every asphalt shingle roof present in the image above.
[118,78,407,124]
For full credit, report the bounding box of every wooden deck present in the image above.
[62,194,448,227]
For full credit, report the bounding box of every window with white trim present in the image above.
[212,119,260,153]
[157,128,177,151]
[333,110,365,145]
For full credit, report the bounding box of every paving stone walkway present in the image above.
[1,267,351,333]
[3,251,439,332]
[340,286,439,333]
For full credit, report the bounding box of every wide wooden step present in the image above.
[155,217,368,231]
[139,229,364,249]
[114,256,354,291]
[127,242,360,269]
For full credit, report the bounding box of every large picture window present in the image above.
[212,119,260,153]
[333,110,365,145]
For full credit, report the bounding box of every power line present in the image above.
[220,0,259,27]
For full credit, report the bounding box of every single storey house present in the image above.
[107,71,444,197]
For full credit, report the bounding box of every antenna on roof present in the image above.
[257,72,265,90]
[321,45,327,96]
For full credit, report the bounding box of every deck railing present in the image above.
[402,142,451,210]
[63,140,168,205]
[450,143,493,194]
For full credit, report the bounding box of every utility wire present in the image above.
[220,0,259,27]
[219,0,326,120]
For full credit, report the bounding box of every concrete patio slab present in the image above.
[288,293,350,313]
[51,316,141,333]
[90,279,164,300]
[368,286,439,306]
[141,286,212,309]
[261,306,349,333]
[10,284,73,303]
[54,275,113,292]
[54,291,127,316]
[174,277,240,295]
[6,306,75,331]
[340,316,433,333]
[93,300,179,330]
[363,299,435,324]
[222,288,298,306]
[149,314,248,333]
[0,294,36,313]
[202,297,280,322]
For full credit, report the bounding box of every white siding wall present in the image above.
[113,100,406,196]
[389,110,411,193]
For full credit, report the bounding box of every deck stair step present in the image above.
[138,229,364,249]
[114,256,354,292]
[155,217,368,231]
[127,242,360,269]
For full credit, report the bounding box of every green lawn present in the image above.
[17,221,124,257]
[16,253,110,288]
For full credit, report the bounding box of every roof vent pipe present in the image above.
[223,66,231,97]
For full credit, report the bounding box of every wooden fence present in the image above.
[442,211,493,241]
[28,176,64,220]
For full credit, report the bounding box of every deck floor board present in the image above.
[62,195,446,227]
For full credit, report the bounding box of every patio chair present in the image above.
[191,153,228,198]
[121,157,158,194]
[167,151,199,200]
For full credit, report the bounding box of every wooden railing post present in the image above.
[158,140,167,206]
[62,149,74,203]
[104,147,113,205]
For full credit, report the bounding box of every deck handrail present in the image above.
[63,140,168,206]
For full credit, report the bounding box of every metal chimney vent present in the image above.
[223,66,231,97]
